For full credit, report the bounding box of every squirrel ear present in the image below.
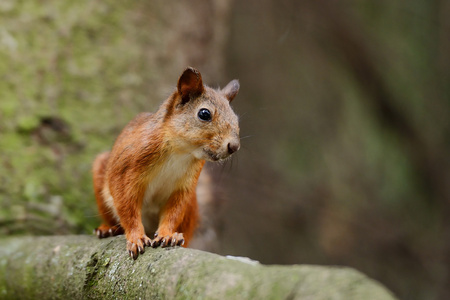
[177,67,204,104]
[222,79,240,102]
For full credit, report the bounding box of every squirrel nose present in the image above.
[227,141,240,154]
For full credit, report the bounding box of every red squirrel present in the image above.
[92,67,240,259]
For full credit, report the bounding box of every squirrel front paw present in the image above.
[126,233,152,260]
[152,232,185,248]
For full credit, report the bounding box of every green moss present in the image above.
[0,236,398,299]
[0,1,163,235]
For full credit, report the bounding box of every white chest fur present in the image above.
[140,153,195,231]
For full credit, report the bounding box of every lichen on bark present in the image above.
[0,235,398,300]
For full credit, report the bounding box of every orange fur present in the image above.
[92,67,240,259]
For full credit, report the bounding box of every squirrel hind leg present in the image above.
[93,151,122,236]
[94,224,124,239]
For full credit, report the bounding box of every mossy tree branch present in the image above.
[0,235,396,299]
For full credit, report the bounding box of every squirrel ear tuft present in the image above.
[177,67,204,104]
[222,79,240,102]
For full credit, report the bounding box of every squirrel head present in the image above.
[163,67,240,162]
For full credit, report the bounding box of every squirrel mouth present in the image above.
[203,149,228,162]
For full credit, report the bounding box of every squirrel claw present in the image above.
[127,242,139,260]
[171,233,184,247]
[143,236,153,247]
[128,249,137,260]
[152,232,184,248]
[172,232,184,246]
[126,234,152,259]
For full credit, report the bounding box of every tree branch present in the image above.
[0,235,396,299]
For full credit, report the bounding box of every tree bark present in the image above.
[0,235,397,300]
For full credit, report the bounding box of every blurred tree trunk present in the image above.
[309,2,450,298]
[225,1,450,299]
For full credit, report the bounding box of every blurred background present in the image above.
[0,1,449,299]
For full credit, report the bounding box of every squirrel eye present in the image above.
[197,108,212,121]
